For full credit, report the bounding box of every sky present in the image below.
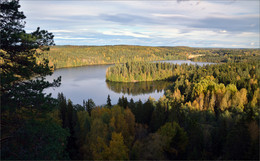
[20,0,259,48]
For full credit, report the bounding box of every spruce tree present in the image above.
[1,1,66,159]
[107,94,112,108]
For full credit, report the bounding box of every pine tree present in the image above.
[58,93,68,128]
[0,1,66,159]
[107,94,112,108]
[1,0,60,114]
[85,99,95,116]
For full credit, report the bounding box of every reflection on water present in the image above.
[106,81,173,96]
[44,60,214,105]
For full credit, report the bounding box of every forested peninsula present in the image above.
[106,62,177,82]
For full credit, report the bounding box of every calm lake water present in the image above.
[44,60,214,105]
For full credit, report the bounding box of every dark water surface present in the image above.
[44,60,214,105]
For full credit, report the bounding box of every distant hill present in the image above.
[38,45,260,69]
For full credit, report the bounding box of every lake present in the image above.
[44,60,214,105]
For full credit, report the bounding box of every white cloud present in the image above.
[55,37,95,40]
[220,30,227,33]
[19,0,259,48]
[250,42,255,46]
[152,14,189,18]
[49,30,74,33]
[103,30,150,38]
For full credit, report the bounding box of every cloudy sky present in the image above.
[20,0,259,48]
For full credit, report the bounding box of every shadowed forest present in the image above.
[1,1,259,160]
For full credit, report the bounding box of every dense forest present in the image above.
[1,0,259,160]
[192,48,260,63]
[46,61,259,160]
[38,45,187,69]
[106,62,178,82]
[38,45,260,69]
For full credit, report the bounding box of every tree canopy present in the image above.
[1,1,66,159]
